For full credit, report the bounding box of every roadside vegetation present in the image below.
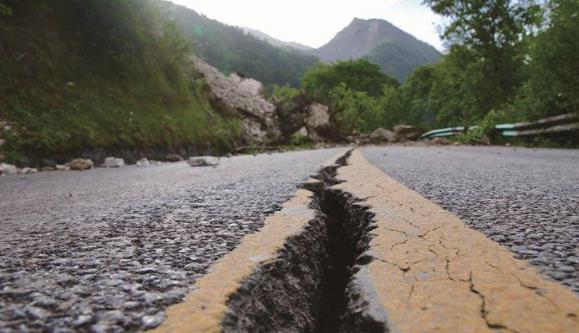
[0,0,240,165]
[274,0,578,145]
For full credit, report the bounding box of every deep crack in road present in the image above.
[0,149,341,332]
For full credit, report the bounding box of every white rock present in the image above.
[136,158,150,167]
[187,156,219,167]
[69,158,94,171]
[20,168,38,175]
[0,163,19,175]
[102,157,125,168]
[56,164,70,171]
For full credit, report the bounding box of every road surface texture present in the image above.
[0,148,341,333]
[363,145,579,293]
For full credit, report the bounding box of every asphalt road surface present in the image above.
[1,146,578,332]
[0,149,341,333]
[363,145,579,293]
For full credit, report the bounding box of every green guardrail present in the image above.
[421,113,578,139]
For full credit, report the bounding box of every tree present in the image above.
[519,0,579,119]
[301,59,399,101]
[424,0,543,118]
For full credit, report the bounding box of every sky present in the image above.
[166,0,444,51]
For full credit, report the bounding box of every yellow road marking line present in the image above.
[152,178,325,333]
[153,148,578,332]
[340,149,578,332]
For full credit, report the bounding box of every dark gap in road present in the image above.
[221,151,388,332]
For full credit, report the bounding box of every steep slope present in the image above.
[314,18,441,81]
[162,2,317,87]
[0,0,240,164]
[242,27,314,52]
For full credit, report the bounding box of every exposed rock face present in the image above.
[370,128,395,143]
[68,159,94,171]
[189,56,280,144]
[229,72,265,97]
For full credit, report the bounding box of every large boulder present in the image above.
[393,125,425,142]
[371,128,395,143]
[304,103,331,143]
[189,56,280,144]
[69,158,94,171]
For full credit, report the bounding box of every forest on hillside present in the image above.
[162,2,318,87]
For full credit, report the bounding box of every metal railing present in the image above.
[421,113,579,139]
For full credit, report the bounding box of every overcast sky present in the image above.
[166,0,444,51]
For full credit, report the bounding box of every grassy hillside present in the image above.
[162,2,318,87]
[0,0,240,165]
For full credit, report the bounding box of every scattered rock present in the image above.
[165,154,183,162]
[102,157,125,168]
[429,137,451,145]
[20,168,38,175]
[187,157,219,167]
[69,159,94,171]
[0,163,19,175]
[136,158,150,168]
[56,164,70,171]
[370,128,395,143]
[393,125,425,142]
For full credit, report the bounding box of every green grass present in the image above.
[0,0,241,165]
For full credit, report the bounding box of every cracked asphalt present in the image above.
[0,148,341,333]
[363,145,579,293]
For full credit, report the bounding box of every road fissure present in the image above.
[221,152,387,332]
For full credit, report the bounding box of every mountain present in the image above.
[314,18,441,81]
[242,28,314,52]
[162,2,317,87]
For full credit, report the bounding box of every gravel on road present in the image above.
[0,149,342,332]
[363,145,579,293]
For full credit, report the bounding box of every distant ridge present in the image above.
[162,1,317,87]
[242,27,314,52]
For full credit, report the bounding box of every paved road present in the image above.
[0,149,341,333]
[363,145,579,293]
